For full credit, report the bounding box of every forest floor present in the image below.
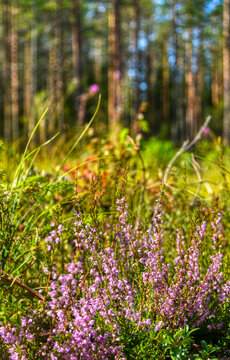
[0,130,230,359]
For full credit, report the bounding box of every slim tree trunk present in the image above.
[195,63,202,132]
[212,71,218,106]
[133,0,140,115]
[108,2,115,126]
[195,32,203,132]
[171,0,179,142]
[94,8,102,84]
[146,32,155,134]
[186,28,195,140]
[211,46,219,106]
[181,42,187,139]
[131,0,141,134]
[30,18,38,143]
[108,0,122,131]
[94,38,102,84]
[48,41,56,137]
[3,0,11,142]
[218,57,223,100]
[211,45,223,108]
[56,0,64,131]
[24,39,31,129]
[223,0,230,144]
[162,42,170,122]
[11,2,19,141]
[72,0,81,124]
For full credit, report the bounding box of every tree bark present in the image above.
[171,0,180,142]
[195,32,203,132]
[94,38,102,84]
[146,32,155,134]
[179,44,186,140]
[24,39,31,132]
[108,0,122,132]
[11,1,19,141]
[30,17,38,143]
[186,28,195,140]
[133,0,140,115]
[94,7,102,84]
[56,0,64,132]
[223,0,230,144]
[3,0,11,142]
[162,41,170,123]
[211,45,218,106]
[48,41,56,137]
[72,0,81,124]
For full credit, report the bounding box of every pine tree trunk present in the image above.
[93,8,102,84]
[3,0,11,142]
[11,2,19,141]
[195,33,203,132]
[186,28,195,140]
[211,46,219,106]
[162,42,170,123]
[56,0,64,131]
[108,0,122,132]
[179,49,186,140]
[72,0,81,124]
[218,60,223,100]
[133,0,140,115]
[147,32,155,134]
[24,39,31,134]
[94,38,102,84]
[30,20,38,143]
[178,42,186,141]
[108,2,115,126]
[223,0,230,144]
[212,68,219,106]
[48,41,56,137]
[171,0,179,142]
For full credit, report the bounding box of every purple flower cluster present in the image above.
[140,209,230,330]
[0,197,229,358]
[0,260,126,359]
[45,223,63,251]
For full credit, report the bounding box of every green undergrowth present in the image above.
[0,125,230,358]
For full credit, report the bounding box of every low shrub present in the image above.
[0,195,229,359]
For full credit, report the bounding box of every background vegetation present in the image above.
[0,0,230,144]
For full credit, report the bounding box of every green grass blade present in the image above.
[12,108,49,188]
[56,155,109,182]
[23,108,49,158]
[195,155,230,175]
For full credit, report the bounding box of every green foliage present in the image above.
[158,326,198,360]
[198,340,220,360]
[0,128,230,358]
[120,324,161,359]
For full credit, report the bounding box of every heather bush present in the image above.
[0,193,229,359]
[1,119,230,358]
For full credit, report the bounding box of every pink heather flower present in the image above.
[115,70,121,80]
[155,321,163,332]
[203,126,210,137]
[88,84,100,95]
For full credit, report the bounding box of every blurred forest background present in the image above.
[0,0,229,145]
